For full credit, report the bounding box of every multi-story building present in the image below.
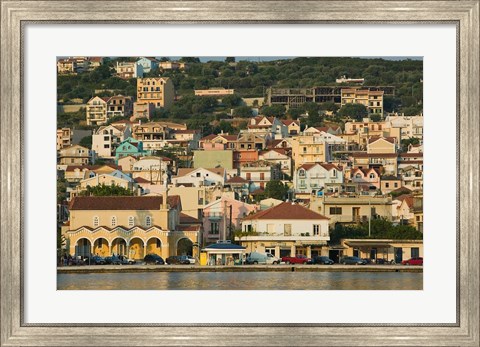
[132,122,170,150]
[87,57,103,70]
[194,88,235,97]
[58,145,94,165]
[132,102,155,121]
[259,148,292,176]
[136,57,159,73]
[92,123,132,159]
[233,150,259,169]
[236,202,330,258]
[267,86,394,109]
[291,135,329,169]
[240,161,281,191]
[159,61,188,71]
[115,61,143,79]
[294,163,344,194]
[56,128,72,150]
[172,167,227,188]
[350,168,381,190]
[106,95,133,119]
[193,150,233,169]
[281,119,301,136]
[314,194,393,226]
[86,96,109,126]
[199,134,237,150]
[341,88,384,115]
[57,58,77,74]
[386,115,423,142]
[114,137,148,162]
[202,196,257,244]
[412,191,423,232]
[246,116,288,139]
[137,77,175,109]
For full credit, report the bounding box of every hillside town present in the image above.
[57,56,423,268]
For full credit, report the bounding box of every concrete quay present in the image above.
[58,264,423,274]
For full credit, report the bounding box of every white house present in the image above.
[247,116,288,139]
[239,161,281,191]
[237,202,330,258]
[385,115,423,142]
[136,57,159,73]
[258,148,292,176]
[294,163,344,194]
[92,124,132,159]
[172,167,226,188]
[130,156,171,183]
[392,194,414,224]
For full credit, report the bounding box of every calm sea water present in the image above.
[57,271,422,290]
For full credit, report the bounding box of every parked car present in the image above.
[340,256,367,265]
[186,256,196,264]
[118,255,136,265]
[166,255,190,265]
[144,254,165,265]
[87,255,106,265]
[281,255,311,265]
[246,252,280,265]
[310,256,334,265]
[104,256,121,265]
[402,257,423,266]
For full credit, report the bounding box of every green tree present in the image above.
[337,103,368,121]
[180,57,201,63]
[80,184,133,197]
[263,180,289,200]
[232,105,253,118]
[261,105,286,117]
[400,137,420,152]
[222,94,242,107]
[225,57,236,63]
[370,114,382,122]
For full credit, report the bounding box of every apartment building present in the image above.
[294,163,344,194]
[86,96,109,126]
[240,161,281,191]
[58,145,94,165]
[341,88,384,115]
[56,128,72,150]
[92,123,132,159]
[137,77,175,109]
[115,61,143,79]
[131,121,170,150]
[290,135,329,169]
[106,95,133,119]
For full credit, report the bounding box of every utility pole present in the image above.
[369,199,372,237]
[223,200,227,241]
[229,204,233,240]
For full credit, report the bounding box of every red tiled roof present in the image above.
[351,152,398,158]
[243,202,329,221]
[399,153,424,158]
[390,186,412,195]
[395,194,414,208]
[70,196,164,210]
[282,120,299,126]
[200,134,217,141]
[177,225,201,232]
[179,212,201,224]
[134,177,150,183]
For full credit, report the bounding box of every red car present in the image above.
[402,257,423,266]
[281,255,311,265]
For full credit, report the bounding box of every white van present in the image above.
[246,252,280,265]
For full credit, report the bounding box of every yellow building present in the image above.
[137,77,175,109]
[291,135,328,169]
[58,145,92,165]
[341,89,384,115]
[66,195,199,260]
[56,128,72,150]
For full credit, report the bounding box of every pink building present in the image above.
[350,167,381,190]
[202,196,257,244]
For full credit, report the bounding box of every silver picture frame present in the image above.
[1,1,479,346]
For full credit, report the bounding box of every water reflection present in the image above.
[57,272,422,290]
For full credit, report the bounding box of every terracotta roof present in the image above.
[226,176,247,184]
[282,119,299,126]
[179,212,201,224]
[381,175,401,181]
[176,168,225,178]
[173,129,198,134]
[298,163,317,171]
[200,134,217,141]
[243,202,329,221]
[65,164,120,172]
[177,225,201,232]
[351,167,380,176]
[70,196,164,210]
[134,177,150,183]
[298,163,341,172]
[395,194,414,207]
[250,188,264,195]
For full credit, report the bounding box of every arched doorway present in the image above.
[129,237,145,260]
[93,238,109,257]
[176,238,193,256]
[75,238,91,258]
[146,237,162,257]
[111,238,127,256]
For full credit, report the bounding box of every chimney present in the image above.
[162,188,169,209]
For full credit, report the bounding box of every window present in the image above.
[385,183,390,188]
[145,216,152,227]
[128,216,134,227]
[93,216,99,227]
[411,247,420,258]
[98,239,103,247]
[369,173,376,179]
[111,216,117,227]
[211,222,219,234]
[298,169,306,177]
[329,207,342,215]
[104,136,109,141]
[284,224,292,236]
[196,172,201,177]
[156,239,161,248]
[394,182,398,188]
[104,144,110,149]
[313,224,320,236]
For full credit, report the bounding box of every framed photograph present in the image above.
[1,0,479,346]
